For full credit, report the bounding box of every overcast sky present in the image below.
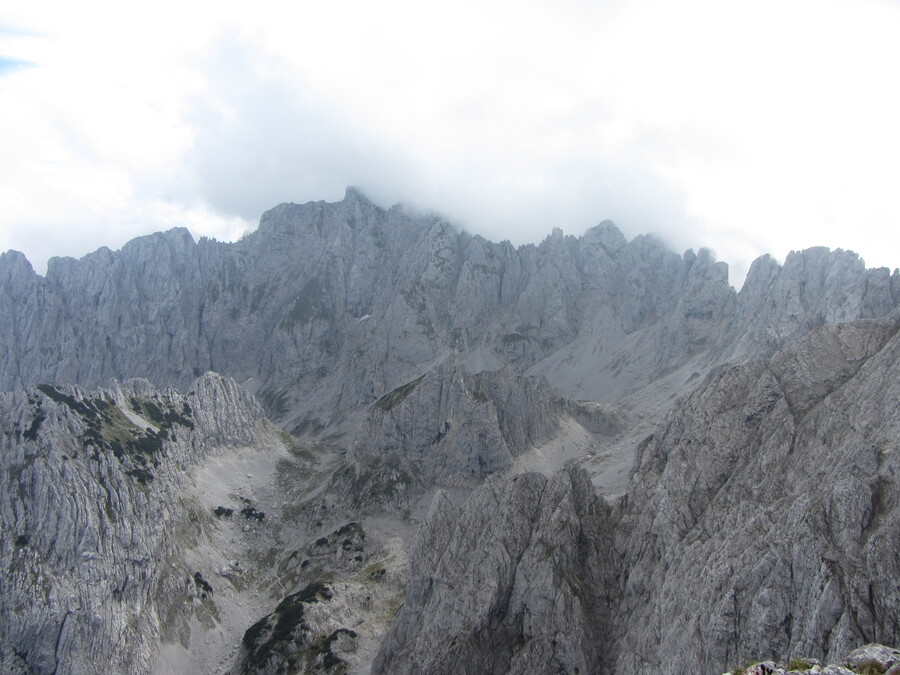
[2,0,899,287]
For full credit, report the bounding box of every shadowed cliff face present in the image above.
[373,464,619,675]
[350,360,564,484]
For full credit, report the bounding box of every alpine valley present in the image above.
[1,189,898,674]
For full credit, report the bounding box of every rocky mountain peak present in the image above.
[342,184,372,204]
[0,249,34,283]
[582,219,628,255]
[3,189,895,436]
[726,244,899,360]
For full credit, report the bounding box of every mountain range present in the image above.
[1,188,898,674]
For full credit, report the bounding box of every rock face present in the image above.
[6,189,894,436]
[611,316,900,673]
[373,464,617,674]
[1,189,899,674]
[376,315,900,674]
[351,359,563,484]
[0,373,269,675]
[729,248,900,357]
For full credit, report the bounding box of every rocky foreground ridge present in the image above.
[0,373,271,673]
[1,190,899,674]
[724,642,900,674]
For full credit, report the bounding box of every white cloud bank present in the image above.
[1,0,899,287]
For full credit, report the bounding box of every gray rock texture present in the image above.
[0,373,270,674]
[729,248,900,358]
[351,359,563,484]
[1,189,899,674]
[7,189,892,438]
[613,316,900,673]
[374,315,900,674]
[844,643,900,671]
[373,463,617,674]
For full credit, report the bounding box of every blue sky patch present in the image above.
[0,22,40,37]
[0,56,34,76]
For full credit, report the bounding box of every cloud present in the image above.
[0,22,40,36]
[0,21,38,76]
[1,0,898,288]
[172,34,697,257]
[167,36,419,221]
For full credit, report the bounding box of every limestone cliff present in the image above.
[350,360,564,484]
[613,316,900,672]
[373,464,617,674]
[0,373,269,674]
[8,190,892,438]
[375,315,900,674]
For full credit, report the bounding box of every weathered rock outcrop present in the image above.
[350,360,564,484]
[612,316,900,673]
[228,581,359,675]
[723,642,900,675]
[373,315,900,674]
[0,373,270,675]
[2,190,899,674]
[373,463,617,674]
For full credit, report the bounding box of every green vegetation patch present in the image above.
[308,628,357,672]
[240,505,266,522]
[126,468,155,484]
[36,384,97,418]
[35,384,195,482]
[240,582,333,673]
[282,276,332,329]
[501,332,528,344]
[23,412,46,441]
[373,375,425,412]
[856,660,887,675]
[128,396,194,430]
[333,522,364,539]
[193,571,213,598]
[787,658,814,671]
[365,564,386,581]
